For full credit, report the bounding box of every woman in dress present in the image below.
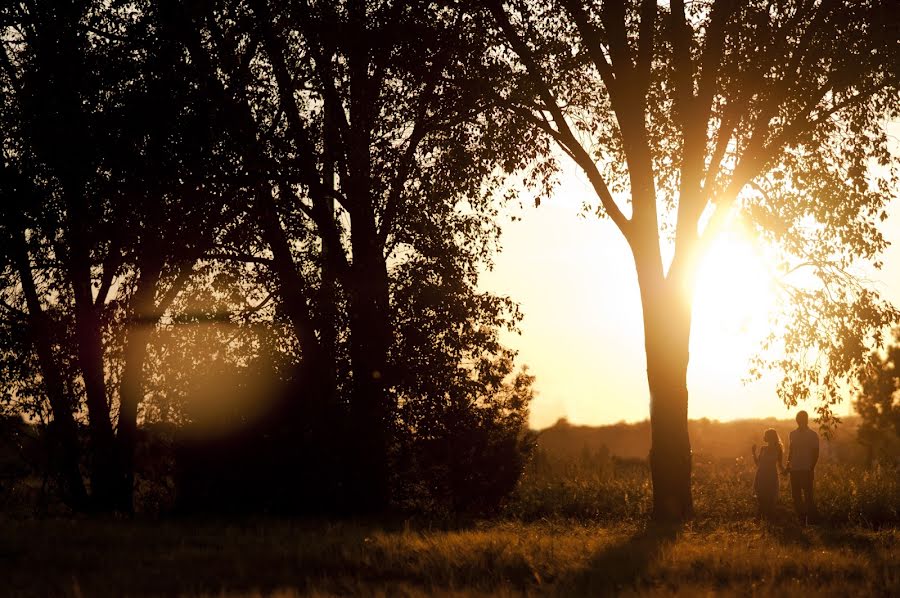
[752,428,784,517]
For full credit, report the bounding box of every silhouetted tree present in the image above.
[164,0,542,511]
[2,0,538,515]
[1,0,236,511]
[465,0,900,520]
[856,328,900,464]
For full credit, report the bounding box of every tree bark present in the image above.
[637,263,694,522]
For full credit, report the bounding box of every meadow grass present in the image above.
[2,456,896,596]
[1,516,896,596]
[505,453,899,527]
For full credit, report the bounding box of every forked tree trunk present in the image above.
[637,266,694,521]
[64,189,118,512]
[12,227,88,509]
[71,268,118,511]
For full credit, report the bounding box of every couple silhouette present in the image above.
[752,411,820,523]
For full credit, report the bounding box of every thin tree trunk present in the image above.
[11,227,88,509]
[115,256,163,513]
[317,100,339,410]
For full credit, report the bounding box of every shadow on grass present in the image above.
[759,507,814,549]
[555,522,681,595]
[762,513,889,558]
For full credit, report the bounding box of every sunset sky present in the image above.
[484,123,900,430]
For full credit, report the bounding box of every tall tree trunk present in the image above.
[346,219,393,511]
[69,248,117,511]
[11,227,88,509]
[31,0,117,512]
[317,100,339,411]
[637,265,694,522]
[115,256,163,513]
[342,0,393,511]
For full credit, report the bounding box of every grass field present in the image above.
[2,517,897,596]
[2,457,897,597]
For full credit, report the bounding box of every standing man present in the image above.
[786,410,819,524]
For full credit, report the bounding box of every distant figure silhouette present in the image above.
[786,410,819,524]
[752,428,784,517]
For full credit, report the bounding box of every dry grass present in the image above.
[2,458,897,596]
[506,453,899,527]
[1,516,896,597]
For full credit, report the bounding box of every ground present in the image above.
[2,516,896,597]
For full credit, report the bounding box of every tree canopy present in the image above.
[463,0,900,519]
[0,0,898,520]
[1,0,535,514]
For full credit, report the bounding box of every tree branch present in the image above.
[488,0,630,238]
[204,251,273,267]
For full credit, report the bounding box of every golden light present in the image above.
[684,228,783,420]
[691,229,778,340]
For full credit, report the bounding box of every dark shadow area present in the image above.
[763,515,888,558]
[555,522,681,595]
[762,515,813,549]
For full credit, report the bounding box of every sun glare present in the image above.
[691,230,778,350]
[683,229,782,420]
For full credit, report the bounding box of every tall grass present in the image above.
[504,450,900,526]
[2,516,897,596]
[2,450,897,596]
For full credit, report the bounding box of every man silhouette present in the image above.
[786,410,819,524]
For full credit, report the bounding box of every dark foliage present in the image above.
[0,0,535,515]
[855,328,900,464]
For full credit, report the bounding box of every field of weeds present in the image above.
[506,450,899,527]
[2,456,897,597]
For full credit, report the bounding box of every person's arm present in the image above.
[777,447,785,474]
[752,444,759,465]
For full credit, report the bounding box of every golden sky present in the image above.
[483,125,900,429]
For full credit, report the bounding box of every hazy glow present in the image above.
[691,230,777,358]
[687,230,780,422]
[481,161,900,429]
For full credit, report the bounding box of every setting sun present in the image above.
[692,230,778,341]
[3,0,899,593]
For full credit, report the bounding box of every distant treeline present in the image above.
[536,417,867,463]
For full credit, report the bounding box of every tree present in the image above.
[469,0,900,519]
[391,234,534,514]
[855,328,900,464]
[164,0,543,511]
[1,0,235,511]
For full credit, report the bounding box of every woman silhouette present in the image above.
[752,428,785,517]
